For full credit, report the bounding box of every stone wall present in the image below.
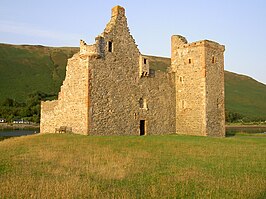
[87,6,175,135]
[171,35,225,136]
[205,41,225,136]
[138,72,176,135]
[41,5,225,137]
[171,36,207,136]
[41,53,89,135]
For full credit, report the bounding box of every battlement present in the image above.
[174,39,225,51]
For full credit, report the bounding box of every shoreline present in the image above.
[1,123,265,130]
[0,123,40,130]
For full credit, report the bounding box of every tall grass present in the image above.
[0,134,265,198]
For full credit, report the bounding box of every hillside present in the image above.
[0,43,78,102]
[224,71,266,121]
[0,43,266,121]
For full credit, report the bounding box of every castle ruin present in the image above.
[41,6,225,137]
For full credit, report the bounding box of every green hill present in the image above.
[224,71,266,121]
[0,43,78,102]
[0,43,265,122]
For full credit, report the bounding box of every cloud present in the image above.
[0,20,81,43]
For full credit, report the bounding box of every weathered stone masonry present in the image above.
[41,5,225,137]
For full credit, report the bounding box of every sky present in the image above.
[0,0,266,84]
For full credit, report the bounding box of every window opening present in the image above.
[180,100,185,109]
[188,59,192,64]
[179,76,183,83]
[212,56,215,64]
[144,58,147,64]
[139,98,144,108]
[139,98,148,110]
[108,41,113,52]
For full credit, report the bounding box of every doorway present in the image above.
[140,120,145,136]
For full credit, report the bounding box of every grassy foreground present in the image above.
[0,134,265,198]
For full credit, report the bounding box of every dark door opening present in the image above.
[140,120,145,136]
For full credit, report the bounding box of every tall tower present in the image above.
[171,35,225,136]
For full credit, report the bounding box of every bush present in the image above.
[0,91,57,123]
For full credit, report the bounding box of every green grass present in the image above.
[0,43,78,102]
[0,134,265,198]
[224,71,266,121]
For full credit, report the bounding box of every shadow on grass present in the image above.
[226,132,266,138]
[0,136,11,141]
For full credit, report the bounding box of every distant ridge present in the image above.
[0,43,265,121]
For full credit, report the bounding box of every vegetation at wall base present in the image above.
[0,134,265,198]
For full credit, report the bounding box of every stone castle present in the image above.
[41,6,225,137]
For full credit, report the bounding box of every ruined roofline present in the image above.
[103,5,127,35]
[79,5,139,59]
[79,5,126,44]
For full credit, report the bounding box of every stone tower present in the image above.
[171,35,225,136]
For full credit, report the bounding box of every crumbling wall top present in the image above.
[112,5,125,17]
[171,35,188,46]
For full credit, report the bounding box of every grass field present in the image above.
[0,134,265,198]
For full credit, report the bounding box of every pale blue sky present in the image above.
[1,0,266,84]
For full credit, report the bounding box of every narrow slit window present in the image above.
[139,98,148,110]
[212,56,215,64]
[108,41,113,52]
[188,59,192,64]
[180,100,185,109]
[144,58,147,64]
[139,98,144,108]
